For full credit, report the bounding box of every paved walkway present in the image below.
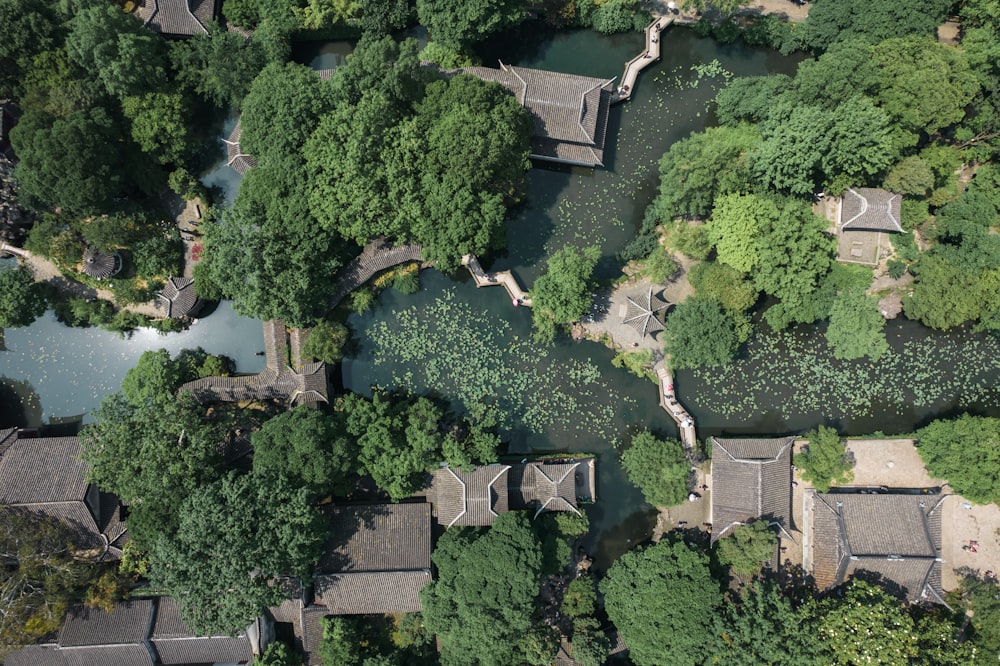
[1,242,161,317]
[462,254,532,306]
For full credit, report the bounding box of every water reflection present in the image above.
[0,302,265,427]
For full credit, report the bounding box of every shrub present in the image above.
[887,259,907,279]
[302,320,350,364]
[350,287,376,314]
[393,269,420,295]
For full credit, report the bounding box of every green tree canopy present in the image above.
[169,26,274,109]
[601,538,723,666]
[252,641,302,666]
[203,155,346,326]
[963,576,1000,654]
[0,0,57,99]
[301,320,350,364]
[915,414,1000,504]
[649,124,759,220]
[0,265,47,328]
[794,426,852,492]
[121,92,195,166]
[339,392,442,500]
[794,0,948,52]
[240,61,335,166]
[710,582,806,665]
[11,108,123,213]
[529,245,600,343]
[662,297,738,369]
[825,290,889,361]
[147,471,329,635]
[421,512,547,666]
[416,0,527,51]
[707,192,772,273]
[620,430,689,507]
[65,4,168,100]
[714,520,778,577]
[688,261,759,314]
[802,580,920,666]
[251,405,357,499]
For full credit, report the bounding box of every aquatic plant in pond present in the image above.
[365,289,634,442]
[686,325,1000,421]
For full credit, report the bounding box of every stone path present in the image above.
[655,361,697,450]
[1,242,161,317]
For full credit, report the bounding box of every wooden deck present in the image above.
[654,360,697,450]
[462,254,532,307]
[611,17,675,104]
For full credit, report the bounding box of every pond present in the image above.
[0,301,266,428]
[341,25,809,567]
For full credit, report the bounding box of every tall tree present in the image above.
[251,405,357,499]
[714,520,777,577]
[421,512,548,666]
[240,62,336,167]
[707,193,772,273]
[601,539,723,666]
[620,431,689,507]
[170,26,273,109]
[0,512,96,659]
[825,290,889,361]
[416,0,527,51]
[0,265,47,328]
[0,0,57,99]
[915,415,1000,505]
[146,471,329,635]
[662,297,738,369]
[651,125,760,220]
[794,426,852,492]
[11,108,123,213]
[794,0,948,52]
[710,582,808,665]
[529,245,600,343]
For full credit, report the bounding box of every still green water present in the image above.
[343,26,810,567]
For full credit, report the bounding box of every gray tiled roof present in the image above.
[151,598,257,665]
[0,435,89,504]
[224,118,257,174]
[59,644,155,666]
[136,0,215,36]
[811,493,947,604]
[841,188,903,232]
[510,462,581,517]
[59,600,155,647]
[710,437,794,543]
[314,570,431,615]
[319,503,431,573]
[0,434,125,558]
[457,65,614,167]
[4,644,67,666]
[431,465,510,527]
[300,607,328,666]
[157,276,199,318]
[81,248,119,279]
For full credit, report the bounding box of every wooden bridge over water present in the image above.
[612,16,675,104]
[654,360,697,451]
[462,254,531,306]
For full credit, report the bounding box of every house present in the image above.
[807,492,948,605]
[431,464,511,527]
[836,187,904,265]
[431,459,594,527]
[313,503,433,615]
[709,436,795,545]
[265,504,433,665]
[5,598,265,665]
[156,276,201,319]
[0,429,126,561]
[456,64,615,168]
[134,0,217,37]
[510,461,582,518]
[81,247,122,279]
